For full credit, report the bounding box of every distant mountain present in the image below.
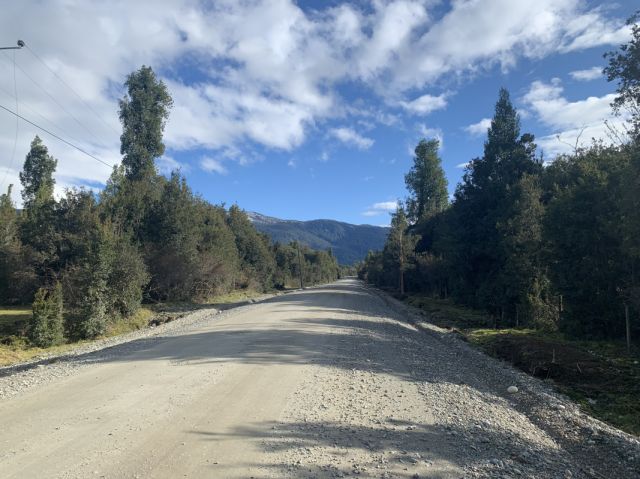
[248,212,389,265]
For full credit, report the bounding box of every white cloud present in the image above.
[329,127,374,150]
[522,78,627,156]
[287,158,296,168]
[456,161,471,169]
[372,201,398,211]
[200,157,227,175]
[0,0,632,201]
[560,12,631,52]
[392,0,629,90]
[400,93,447,115]
[417,125,444,147]
[363,200,398,216]
[569,66,603,81]
[157,156,189,175]
[464,118,492,136]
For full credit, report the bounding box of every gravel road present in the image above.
[1,279,638,478]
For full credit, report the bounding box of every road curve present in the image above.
[1,279,638,478]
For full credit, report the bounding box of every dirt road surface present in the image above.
[1,279,638,478]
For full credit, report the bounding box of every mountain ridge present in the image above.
[247,212,389,265]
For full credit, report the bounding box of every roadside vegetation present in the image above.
[403,294,640,436]
[359,12,640,436]
[0,65,340,364]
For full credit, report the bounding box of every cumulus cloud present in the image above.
[330,127,374,150]
[400,93,447,115]
[569,66,603,81]
[0,0,632,203]
[464,118,492,136]
[521,78,627,156]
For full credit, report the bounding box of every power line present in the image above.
[0,82,88,148]
[0,50,20,191]
[0,102,114,169]
[0,53,108,147]
[24,43,120,136]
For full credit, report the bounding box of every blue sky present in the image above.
[0,0,636,225]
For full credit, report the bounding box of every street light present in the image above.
[0,40,24,51]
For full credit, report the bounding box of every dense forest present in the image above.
[359,13,640,341]
[0,66,339,347]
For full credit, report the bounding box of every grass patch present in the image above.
[404,294,492,330]
[0,340,79,367]
[405,293,640,436]
[0,307,156,367]
[105,308,154,336]
[0,307,31,336]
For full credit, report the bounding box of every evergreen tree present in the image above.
[405,138,448,223]
[114,66,171,240]
[543,145,629,338]
[452,88,539,312]
[497,174,555,329]
[384,204,417,295]
[20,136,56,208]
[119,66,173,181]
[145,172,200,300]
[0,185,28,303]
[77,236,110,338]
[19,136,60,288]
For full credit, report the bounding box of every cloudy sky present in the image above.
[0,0,635,224]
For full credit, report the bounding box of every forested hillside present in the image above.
[359,14,640,342]
[248,212,388,265]
[0,66,339,347]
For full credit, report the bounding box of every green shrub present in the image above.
[29,283,64,347]
[79,281,108,339]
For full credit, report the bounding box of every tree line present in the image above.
[359,13,640,340]
[0,66,339,347]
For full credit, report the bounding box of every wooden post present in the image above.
[625,303,631,355]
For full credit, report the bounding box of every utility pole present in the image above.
[296,242,304,289]
[0,40,24,51]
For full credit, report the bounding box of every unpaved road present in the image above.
[1,279,639,478]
